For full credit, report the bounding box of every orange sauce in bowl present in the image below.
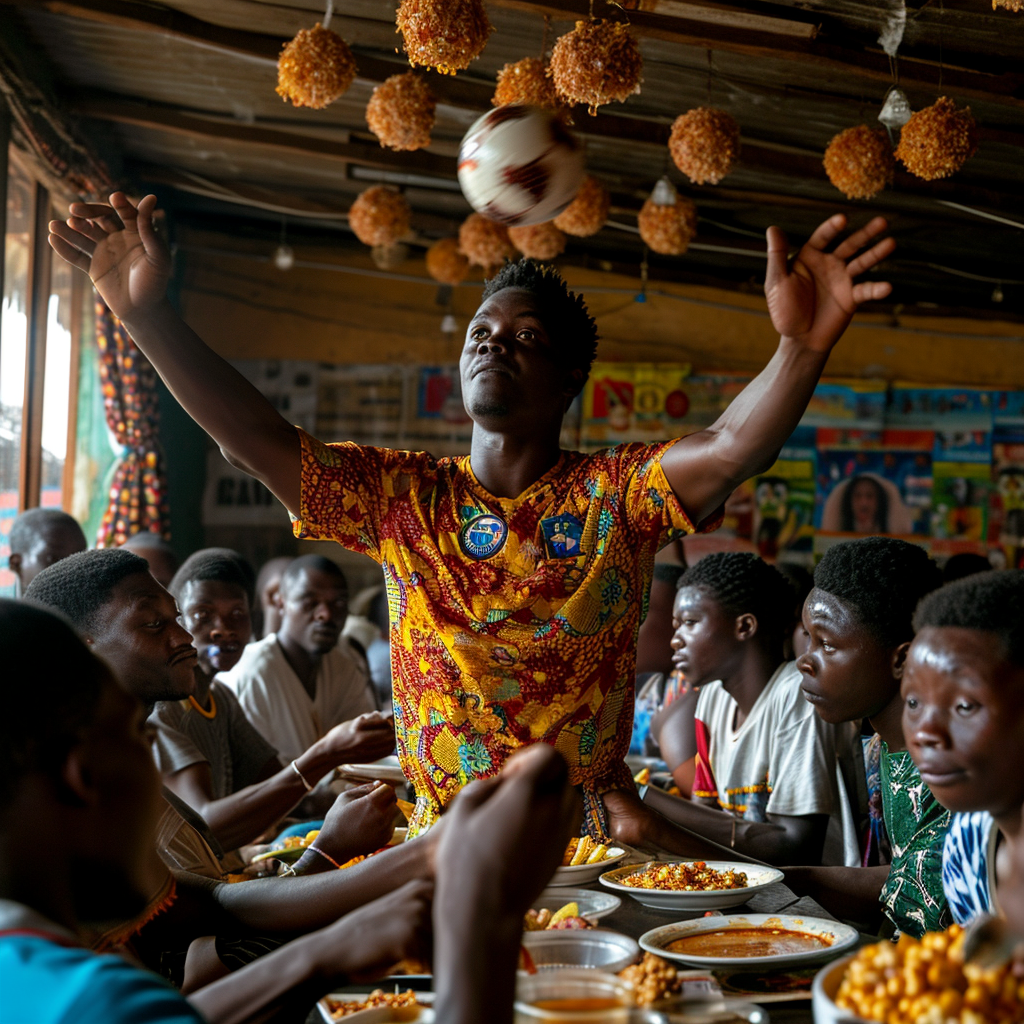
[532,999,624,1011]
[666,926,831,958]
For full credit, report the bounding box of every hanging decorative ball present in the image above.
[426,237,470,285]
[894,97,978,181]
[395,0,493,75]
[458,212,518,269]
[366,72,436,151]
[553,174,610,236]
[668,108,740,186]
[637,178,697,256]
[348,186,411,247]
[276,24,357,109]
[508,222,566,261]
[823,125,895,200]
[493,57,561,112]
[993,0,1022,11]
[371,242,411,270]
[549,20,643,115]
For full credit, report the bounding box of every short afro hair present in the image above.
[814,537,942,647]
[914,570,1024,667]
[481,259,598,388]
[678,552,794,646]
[25,547,152,635]
[0,599,107,810]
[170,548,256,606]
[9,508,86,555]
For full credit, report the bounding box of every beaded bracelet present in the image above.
[307,844,344,870]
[290,760,314,792]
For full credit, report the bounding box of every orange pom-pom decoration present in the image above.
[553,175,610,237]
[993,0,1022,10]
[366,72,436,151]
[894,97,978,181]
[669,108,740,186]
[508,222,566,261]
[549,20,642,115]
[348,186,411,247]
[426,237,470,285]
[276,24,357,110]
[458,213,518,269]
[493,57,561,112]
[396,0,493,75]
[823,125,895,200]
[638,179,697,256]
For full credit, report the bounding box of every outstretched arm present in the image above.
[49,193,301,513]
[661,215,895,525]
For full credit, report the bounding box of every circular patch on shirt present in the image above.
[459,513,508,560]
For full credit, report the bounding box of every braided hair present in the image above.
[814,537,942,648]
[678,552,794,646]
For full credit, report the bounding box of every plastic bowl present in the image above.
[530,888,621,923]
[812,955,869,1024]
[522,928,640,974]
[514,967,633,1022]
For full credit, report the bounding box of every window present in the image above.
[41,238,76,509]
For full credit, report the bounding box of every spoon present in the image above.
[961,914,1021,969]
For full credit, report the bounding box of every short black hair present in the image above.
[814,537,942,647]
[281,554,348,595]
[25,548,152,634]
[0,599,107,810]
[481,259,598,388]
[653,563,685,587]
[170,548,256,606]
[942,552,992,584]
[678,552,794,645]
[9,508,86,555]
[914,570,1024,667]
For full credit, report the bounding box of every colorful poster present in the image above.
[816,430,934,536]
[800,380,887,429]
[753,427,817,560]
[888,385,993,430]
[931,462,989,543]
[990,427,1024,568]
[316,365,407,446]
[405,365,473,457]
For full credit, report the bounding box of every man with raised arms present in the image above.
[49,194,894,843]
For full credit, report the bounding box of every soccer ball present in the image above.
[457,105,585,227]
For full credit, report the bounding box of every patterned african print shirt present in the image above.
[292,429,715,835]
[879,744,952,937]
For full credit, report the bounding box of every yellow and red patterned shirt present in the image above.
[292,429,716,835]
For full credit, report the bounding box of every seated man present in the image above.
[7,507,86,594]
[0,598,576,1024]
[618,552,860,866]
[120,532,179,589]
[222,555,378,763]
[901,570,1024,926]
[786,537,949,936]
[26,548,394,861]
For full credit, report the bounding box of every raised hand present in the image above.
[765,214,895,355]
[48,192,171,322]
[321,711,396,765]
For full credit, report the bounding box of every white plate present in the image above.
[530,887,621,923]
[336,763,408,785]
[318,991,433,1023]
[639,913,859,969]
[599,860,783,910]
[812,955,868,1024]
[548,848,627,886]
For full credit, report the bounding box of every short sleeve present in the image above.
[149,706,207,776]
[219,684,280,788]
[616,442,723,547]
[291,429,438,561]
[764,703,839,819]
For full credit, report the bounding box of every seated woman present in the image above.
[785,537,949,936]
[608,552,860,866]
[901,570,1024,926]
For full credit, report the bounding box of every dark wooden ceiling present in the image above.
[3,0,1023,319]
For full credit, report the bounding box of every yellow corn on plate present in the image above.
[549,902,579,926]
[633,767,650,785]
[570,836,593,866]
[585,843,609,865]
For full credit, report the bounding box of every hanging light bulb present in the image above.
[878,87,912,130]
[273,244,295,271]
[441,313,458,334]
[992,283,1004,303]
[651,176,677,206]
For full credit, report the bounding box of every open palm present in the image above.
[48,192,171,321]
[766,214,895,355]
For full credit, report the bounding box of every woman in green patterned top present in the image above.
[785,536,950,937]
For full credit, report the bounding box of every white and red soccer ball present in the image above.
[457,105,586,227]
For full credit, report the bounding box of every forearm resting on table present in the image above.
[121,299,299,506]
[783,865,888,929]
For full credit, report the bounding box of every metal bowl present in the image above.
[522,928,641,974]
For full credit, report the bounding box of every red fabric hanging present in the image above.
[95,299,171,547]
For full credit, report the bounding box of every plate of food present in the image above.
[548,837,627,886]
[640,914,858,970]
[528,888,621,929]
[599,860,782,911]
[318,990,432,1023]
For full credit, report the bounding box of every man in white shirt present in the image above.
[223,555,380,763]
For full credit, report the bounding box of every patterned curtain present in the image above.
[95,298,171,547]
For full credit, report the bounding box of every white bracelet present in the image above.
[290,760,313,792]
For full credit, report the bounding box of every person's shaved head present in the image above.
[277,555,349,657]
[280,555,348,598]
[8,508,87,593]
[255,555,293,638]
[120,533,178,589]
